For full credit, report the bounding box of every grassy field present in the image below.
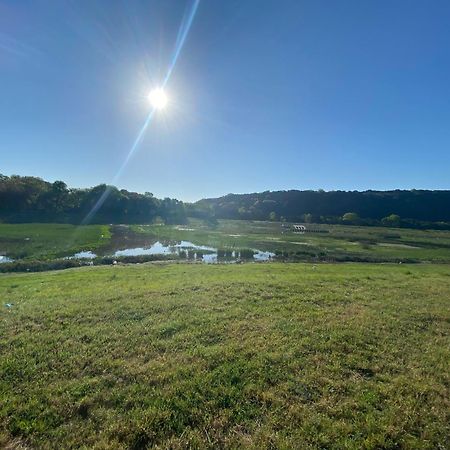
[1,220,450,267]
[0,223,111,261]
[1,262,449,449]
[133,219,450,263]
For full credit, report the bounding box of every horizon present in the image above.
[2,172,450,205]
[2,0,450,202]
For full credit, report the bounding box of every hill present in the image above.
[2,174,450,229]
[195,190,450,229]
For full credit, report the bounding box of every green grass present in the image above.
[1,262,449,448]
[0,223,111,260]
[132,219,450,263]
[2,220,450,267]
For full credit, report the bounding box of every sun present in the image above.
[148,88,168,110]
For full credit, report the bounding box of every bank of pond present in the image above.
[0,240,277,273]
[0,250,421,274]
[2,220,443,273]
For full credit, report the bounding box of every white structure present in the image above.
[293,224,306,232]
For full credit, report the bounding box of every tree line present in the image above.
[0,175,186,224]
[195,189,450,229]
[2,175,450,229]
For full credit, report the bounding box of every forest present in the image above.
[0,175,186,224]
[2,174,450,229]
[195,189,450,229]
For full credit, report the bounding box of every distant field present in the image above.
[1,220,450,270]
[0,223,111,260]
[0,263,449,448]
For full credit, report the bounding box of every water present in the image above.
[72,251,97,259]
[69,240,275,263]
[114,241,172,257]
[253,250,276,261]
[113,240,217,260]
[0,255,13,264]
[202,253,218,263]
[112,241,274,263]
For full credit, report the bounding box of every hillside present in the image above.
[2,175,450,229]
[195,190,450,229]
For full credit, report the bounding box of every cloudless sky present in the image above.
[1,0,450,201]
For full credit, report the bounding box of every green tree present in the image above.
[381,214,401,227]
[342,212,360,224]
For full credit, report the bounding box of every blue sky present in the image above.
[1,0,450,201]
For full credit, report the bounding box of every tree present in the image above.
[269,211,277,221]
[381,214,401,227]
[342,212,360,224]
[0,175,187,225]
[48,181,68,213]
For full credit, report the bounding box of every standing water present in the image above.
[69,240,274,263]
[0,256,13,264]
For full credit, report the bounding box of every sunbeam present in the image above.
[163,0,200,87]
[81,0,200,225]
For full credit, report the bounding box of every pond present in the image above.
[70,240,275,263]
[72,251,97,259]
[0,255,14,264]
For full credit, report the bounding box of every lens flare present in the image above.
[148,88,168,109]
[81,0,200,225]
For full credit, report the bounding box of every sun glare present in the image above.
[148,88,168,110]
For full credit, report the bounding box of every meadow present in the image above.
[0,223,110,261]
[133,219,450,263]
[2,220,450,269]
[1,262,449,449]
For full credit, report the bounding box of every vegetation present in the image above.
[0,263,448,449]
[196,189,450,229]
[0,175,186,224]
[2,175,450,230]
[0,254,182,273]
[0,223,110,260]
[1,220,450,273]
[132,219,450,264]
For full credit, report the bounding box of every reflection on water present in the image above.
[202,253,218,263]
[0,255,13,264]
[72,251,97,259]
[114,240,216,258]
[113,241,274,263]
[70,239,275,263]
[253,250,276,261]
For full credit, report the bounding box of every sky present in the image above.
[1,0,450,202]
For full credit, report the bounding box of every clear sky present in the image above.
[1,0,450,201]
